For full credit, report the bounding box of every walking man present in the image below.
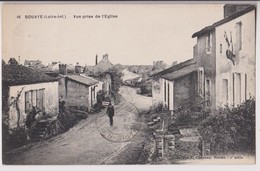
[106,102,114,126]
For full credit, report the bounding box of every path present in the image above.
[4,86,152,165]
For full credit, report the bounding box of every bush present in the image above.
[3,127,28,151]
[97,66,124,104]
[198,98,255,155]
[57,109,78,131]
[139,79,152,95]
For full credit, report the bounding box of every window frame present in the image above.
[206,32,212,54]
[25,88,45,112]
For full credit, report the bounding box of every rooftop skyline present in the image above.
[3,4,224,66]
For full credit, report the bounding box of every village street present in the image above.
[4,86,152,165]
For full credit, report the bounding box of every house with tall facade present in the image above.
[152,4,256,112]
[2,63,59,130]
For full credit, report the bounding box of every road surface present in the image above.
[4,86,152,165]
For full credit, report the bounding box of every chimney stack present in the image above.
[103,54,108,60]
[223,4,251,19]
[96,54,98,65]
[59,64,67,75]
[75,62,81,75]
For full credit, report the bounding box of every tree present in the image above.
[152,60,168,71]
[8,58,19,65]
[10,87,24,129]
[104,67,123,104]
[198,98,255,155]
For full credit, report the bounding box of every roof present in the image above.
[24,59,41,65]
[162,63,198,81]
[122,69,140,81]
[150,59,196,78]
[2,64,58,86]
[66,75,99,86]
[94,57,113,74]
[192,5,256,38]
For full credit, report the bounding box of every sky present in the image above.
[2,3,224,66]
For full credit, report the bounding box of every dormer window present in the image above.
[206,32,212,54]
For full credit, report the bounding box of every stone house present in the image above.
[152,5,255,112]
[58,74,101,109]
[2,64,59,130]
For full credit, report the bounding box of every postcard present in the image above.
[1,2,256,165]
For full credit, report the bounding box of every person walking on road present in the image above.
[106,102,114,126]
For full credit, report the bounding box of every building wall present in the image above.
[196,30,217,109]
[152,78,163,110]
[51,64,59,71]
[215,10,255,107]
[58,76,66,99]
[59,77,90,107]
[173,72,198,109]
[88,81,103,107]
[59,64,67,75]
[159,78,174,111]
[102,74,112,94]
[8,81,59,129]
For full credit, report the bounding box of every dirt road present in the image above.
[4,86,152,165]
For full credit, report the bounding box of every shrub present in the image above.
[57,109,78,131]
[198,98,255,155]
[3,127,28,151]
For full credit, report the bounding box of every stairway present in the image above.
[31,121,49,141]
[154,134,164,158]
[147,116,161,127]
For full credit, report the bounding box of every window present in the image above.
[25,91,31,112]
[164,81,166,102]
[205,79,211,106]
[36,89,44,110]
[220,44,222,53]
[222,79,229,105]
[25,89,45,112]
[206,32,212,53]
[198,67,204,96]
[233,73,241,106]
[236,22,242,51]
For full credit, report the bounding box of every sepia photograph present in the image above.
[1,2,257,165]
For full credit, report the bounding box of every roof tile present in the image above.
[2,64,58,86]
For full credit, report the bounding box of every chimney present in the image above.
[75,63,81,74]
[96,54,98,65]
[59,64,67,75]
[103,54,108,60]
[223,4,251,18]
